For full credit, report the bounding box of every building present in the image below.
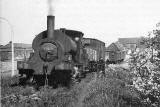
[118,37,145,51]
[0,42,33,61]
[0,42,33,73]
[105,42,126,62]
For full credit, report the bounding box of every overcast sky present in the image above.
[1,0,160,46]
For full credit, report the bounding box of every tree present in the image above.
[129,24,160,107]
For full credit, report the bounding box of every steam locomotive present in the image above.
[17,15,105,87]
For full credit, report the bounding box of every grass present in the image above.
[1,67,143,107]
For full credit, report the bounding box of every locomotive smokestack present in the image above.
[47,15,55,38]
[47,0,55,38]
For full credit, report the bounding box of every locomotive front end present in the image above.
[23,15,80,87]
[29,15,63,75]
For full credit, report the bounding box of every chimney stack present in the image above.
[47,15,55,38]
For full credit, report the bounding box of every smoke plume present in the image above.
[48,0,55,15]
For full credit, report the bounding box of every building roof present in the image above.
[106,42,125,52]
[118,37,147,49]
[0,42,32,49]
[0,42,32,52]
[118,37,142,45]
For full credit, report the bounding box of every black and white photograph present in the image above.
[0,0,160,107]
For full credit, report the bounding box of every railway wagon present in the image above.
[82,38,105,61]
[82,38,105,72]
[106,42,126,64]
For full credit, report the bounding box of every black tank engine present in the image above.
[17,15,105,87]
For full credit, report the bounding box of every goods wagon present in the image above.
[82,38,105,72]
[82,38,105,61]
[106,42,126,64]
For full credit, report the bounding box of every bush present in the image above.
[1,67,142,107]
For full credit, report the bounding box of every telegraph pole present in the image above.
[0,17,15,76]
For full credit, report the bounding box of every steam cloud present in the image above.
[48,0,55,15]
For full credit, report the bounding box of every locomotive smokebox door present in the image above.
[39,42,58,62]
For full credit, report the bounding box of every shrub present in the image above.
[1,67,142,107]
